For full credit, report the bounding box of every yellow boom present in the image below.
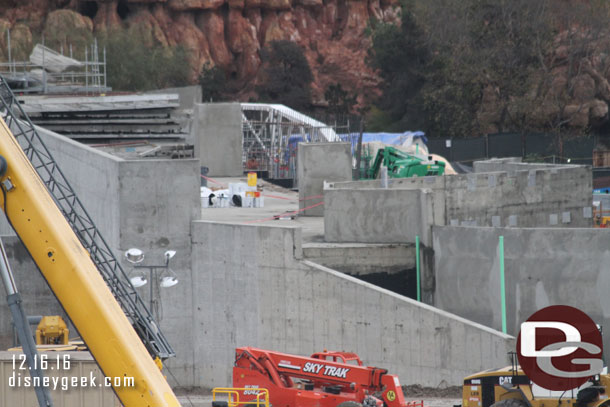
[0,118,181,406]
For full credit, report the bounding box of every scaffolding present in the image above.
[241,103,359,181]
[0,30,109,94]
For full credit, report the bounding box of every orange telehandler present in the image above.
[228,347,412,407]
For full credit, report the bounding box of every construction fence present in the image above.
[427,133,597,166]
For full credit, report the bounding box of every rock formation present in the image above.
[0,0,401,104]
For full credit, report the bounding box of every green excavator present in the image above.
[364,146,446,179]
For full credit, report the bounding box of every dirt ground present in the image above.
[175,386,462,407]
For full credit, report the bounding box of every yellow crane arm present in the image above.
[0,118,181,406]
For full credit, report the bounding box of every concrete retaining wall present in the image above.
[191,221,513,388]
[35,126,122,245]
[192,103,243,176]
[297,142,352,216]
[433,225,610,355]
[118,158,200,387]
[323,188,437,244]
[302,243,414,275]
[473,157,570,173]
[325,164,592,237]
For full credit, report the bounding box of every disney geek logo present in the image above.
[517,305,603,391]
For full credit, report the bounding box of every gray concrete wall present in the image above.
[192,103,243,177]
[191,220,513,388]
[297,142,352,216]
[473,157,575,173]
[117,158,200,386]
[433,225,610,355]
[0,126,122,238]
[35,126,122,245]
[325,164,592,231]
[302,243,414,275]
[0,236,67,350]
[323,187,437,245]
[443,166,592,228]
[328,175,445,191]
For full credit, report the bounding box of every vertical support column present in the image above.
[499,235,507,334]
[416,235,421,302]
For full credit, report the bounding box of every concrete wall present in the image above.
[473,157,573,173]
[191,220,513,388]
[433,226,610,355]
[35,126,122,245]
[192,103,243,177]
[443,166,592,228]
[117,159,200,386]
[325,164,592,234]
[302,243,414,275]
[297,142,352,216]
[0,236,68,350]
[0,125,201,386]
[3,218,512,389]
[324,188,437,245]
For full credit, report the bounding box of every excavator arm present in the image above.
[0,116,180,405]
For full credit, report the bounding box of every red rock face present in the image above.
[0,0,392,105]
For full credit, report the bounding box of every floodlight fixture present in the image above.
[125,248,145,264]
[130,275,148,288]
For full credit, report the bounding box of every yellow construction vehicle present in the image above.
[0,77,181,406]
[35,315,69,345]
[462,359,610,407]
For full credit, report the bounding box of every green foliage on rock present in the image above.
[324,83,357,115]
[100,28,191,91]
[367,0,610,137]
[256,40,313,112]
[199,62,227,102]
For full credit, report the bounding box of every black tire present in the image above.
[337,402,363,407]
[490,398,528,407]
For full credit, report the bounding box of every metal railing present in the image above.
[212,387,270,407]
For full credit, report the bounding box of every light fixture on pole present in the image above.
[160,250,178,288]
[124,248,179,320]
[125,248,147,287]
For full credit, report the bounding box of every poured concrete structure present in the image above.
[297,142,352,216]
[191,221,513,387]
[433,225,610,356]
[324,161,592,244]
[192,103,243,176]
[0,125,515,388]
[302,243,414,275]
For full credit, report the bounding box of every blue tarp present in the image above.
[285,132,428,160]
[359,131,427,145]
[339,131,428,154]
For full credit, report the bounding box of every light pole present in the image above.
[125,249,179,321]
